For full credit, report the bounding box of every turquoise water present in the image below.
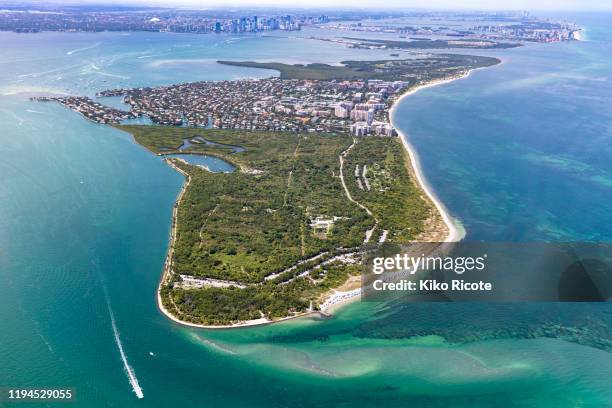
[0,17,611,407]
[393,15,612,241]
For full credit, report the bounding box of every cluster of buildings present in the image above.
[212,15,328,33]
[0,9,327,34]
[31,96,135,124]
[470,21,582,43]
[323,22,441,36]
[323,16,581,44]
[89,77,406,136]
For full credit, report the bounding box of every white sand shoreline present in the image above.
[389,75,472,243]
[312,71,488,315]
[388,63,502,242]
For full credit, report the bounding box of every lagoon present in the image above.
[164,153,236,172]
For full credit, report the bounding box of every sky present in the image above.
[190,0,610,10]
[28,0,612,11]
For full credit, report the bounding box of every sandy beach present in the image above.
[388,61,505,242]
[389,74,474,243]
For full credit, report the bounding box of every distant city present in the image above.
[0,5,580,43]
[326,20,581,42]
[0,6,328,34]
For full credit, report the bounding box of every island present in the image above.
[319,37,523,50]
[35,55,500,327]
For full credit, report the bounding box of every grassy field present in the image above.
[218,55,500,82]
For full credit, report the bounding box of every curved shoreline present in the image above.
[156,67,498,330]
[389,63,502,243]
[389,75,472,243]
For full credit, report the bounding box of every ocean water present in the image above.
[0,16,611,407]
[393,14,612,241]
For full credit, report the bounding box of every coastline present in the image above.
[388,63,504,242]
[389,74,475,243]
[156,69,489,329]
[311,72,483,315]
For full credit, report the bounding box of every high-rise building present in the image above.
[334,105,349,118]
[350,108,375,124]
[350,122,371,136]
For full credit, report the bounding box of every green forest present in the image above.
[118,126,431,325]
[217,55,500,82]
[344,137,433,243]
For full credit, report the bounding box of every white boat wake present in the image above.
[0,108,25,126]
[102,286,144,399]
[66,42,102,55]
[92,70,130,80]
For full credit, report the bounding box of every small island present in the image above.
[36,55,499,327]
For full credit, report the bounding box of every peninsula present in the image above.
[36,55,500,327]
